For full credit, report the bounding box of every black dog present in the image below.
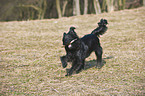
[60,19,108,76]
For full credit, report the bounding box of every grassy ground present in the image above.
[0,7,145,95]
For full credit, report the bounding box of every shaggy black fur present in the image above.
[60,19,108,76]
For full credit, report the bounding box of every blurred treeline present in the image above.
[0,0,144,21]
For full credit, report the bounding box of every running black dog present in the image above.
[60,19,108,76]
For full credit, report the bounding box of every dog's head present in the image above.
[98,19,108,27]
[62,27,80,49]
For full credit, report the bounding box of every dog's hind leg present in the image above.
[95,47,103,69]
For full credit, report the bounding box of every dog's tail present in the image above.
[91,19,108,37]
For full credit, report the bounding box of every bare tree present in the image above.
[106,0,114,12]
[84,0,88,14]
[19,0,47,19]
[122,0,126,9]
[102,0,106,12]
[73,0,81,16]
[62,0,68,16]
[93,0,101,14]
[117,0,126,10]
[143,0,145,6]
[56,0,62,18]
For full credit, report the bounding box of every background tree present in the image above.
[73,0,81,16]
[62,0,68,16]
[144,0,145,6]
[84,0,88,14]
[93,0,101,14]
[101,0,107,12]
[0,0,143,21]
[56,0,62,18]
[118,0,122,10]
[118,0,126,10]
[106,0,114,12]
[19,0,47,19]
[122,0,126,9]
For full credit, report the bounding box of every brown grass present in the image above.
[0,7,145,95]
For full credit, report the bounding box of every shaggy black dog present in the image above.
[60,19,108,76]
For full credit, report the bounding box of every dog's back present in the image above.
[81,34,101,58]
[81,34,100,47]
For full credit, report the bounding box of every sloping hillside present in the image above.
[0,7,145,95]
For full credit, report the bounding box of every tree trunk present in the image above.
[56,0,62,18]
[73,0,80,16]
[73,0,76,15]
[40,0,47,19]
[118,0,123,10]
[142,0,145,6]
[19,0,47,20]
[20,5,42,19]
[84,0,88,14]
[122,0,126,9]
[106,0,114,12]
[102,0,106,12]
[93,0,101,14]
[62,0,68,16]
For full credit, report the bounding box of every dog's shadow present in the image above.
[85,56,113,70]
[66,56,113,74]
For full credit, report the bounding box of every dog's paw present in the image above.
[96,66,101,69]
[62,61,67,68]
[96,64,102,69]
[65,73,70,76]
[76,70,80,74]
[65,74,68,76]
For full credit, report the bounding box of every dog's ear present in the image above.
[98,19,103,25]
[68,27,79,38]
[101,19,104,22]
[62,32,67,45]
[103,19,108,25]
[70,27,76,30]
[63,32,66,41]
[98,19,108,26]
[69,31,79,39]
[63,32,66,36]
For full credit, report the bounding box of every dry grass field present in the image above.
[0,7,145,95]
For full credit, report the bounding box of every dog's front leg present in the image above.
[65,60,78,76]
[76,59,85,74]
[60,56,68,68]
